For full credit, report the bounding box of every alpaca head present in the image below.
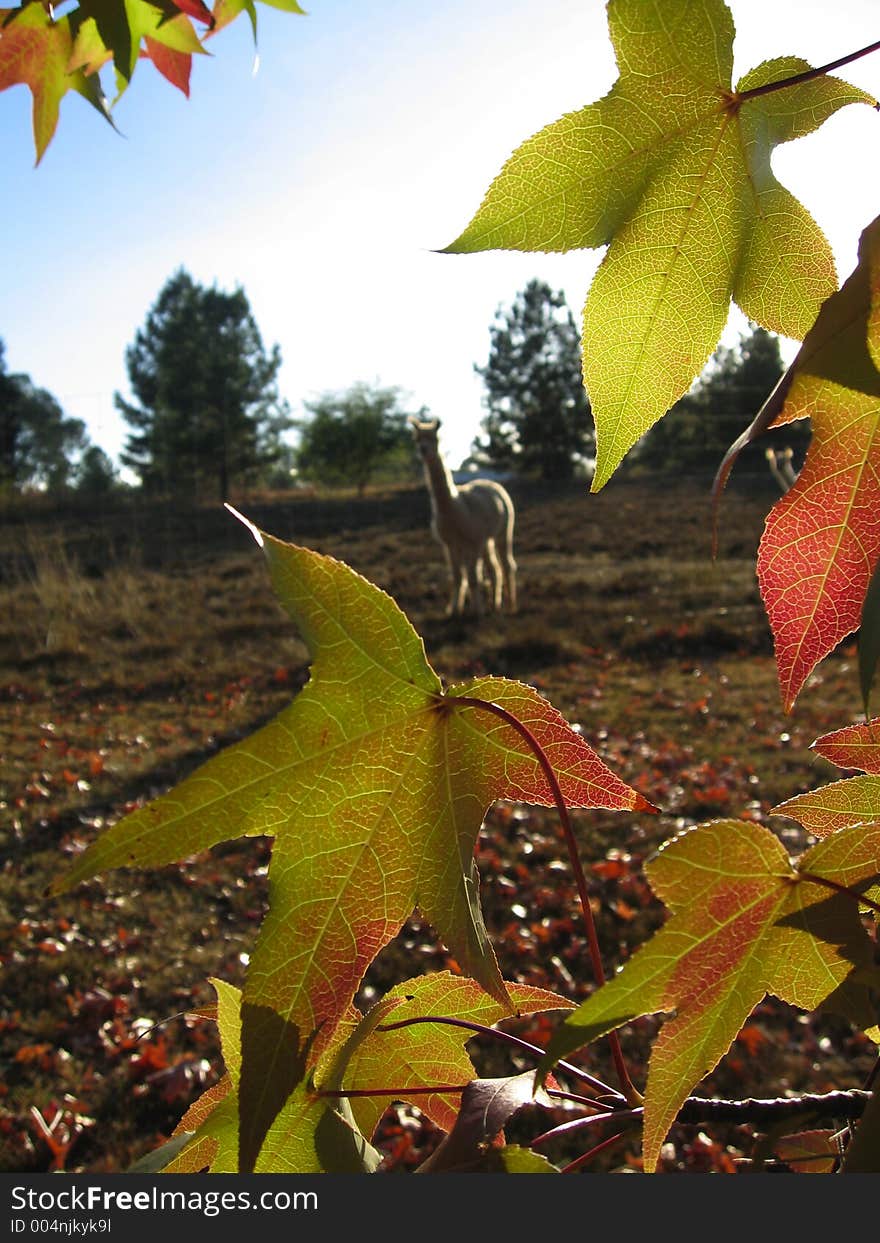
[409,415,442,461]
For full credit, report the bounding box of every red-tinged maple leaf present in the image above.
[773,773,880,837]
[717,215,880,711]
[539,819,880,1172]
[51,511,650,1172]
[811,717,880,774]
[315,971,574,1141]
[142,37,190,95]
[0,4,112,162]
[153,0,214,27]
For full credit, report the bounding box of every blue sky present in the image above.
[2,0,878,472]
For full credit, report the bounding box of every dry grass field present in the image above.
[0,472,874,1172]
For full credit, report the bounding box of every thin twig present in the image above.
[532,1107,643,1149]
[560,1129,629,1173]
[677,1090,872,1124]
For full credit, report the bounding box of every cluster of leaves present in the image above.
[0,0,305,162]
[41,0,880,1172]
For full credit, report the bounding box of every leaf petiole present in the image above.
[451,695,643,1106]
[736,38,880,104]
[375,1012,626,1103]
[797,870,880,914]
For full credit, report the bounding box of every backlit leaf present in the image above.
[318,972,573,1140]
[0,4,113,162]
[167,980,383,1173]
[418,1071,552,1173]
[489,1146,560,1173]
[211,0,305,39]
[539,819,880,1172]
[774,775,880,836]
[754,216,880,710]
[141,36,191,95]
[3,0,305,157]
[811,718,880,774]
[52,512,647,1170]
[442,0,876,489]
[75,0,205,94]
[774,1129,840,1174]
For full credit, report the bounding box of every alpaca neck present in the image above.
[423,450,458,517]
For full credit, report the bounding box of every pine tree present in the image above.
[637,323,794,475]
[474,280,593,481]
[116,269,290,500]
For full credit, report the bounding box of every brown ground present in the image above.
[0,471,874,1172]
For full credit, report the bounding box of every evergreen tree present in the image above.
[474,280,593,481]
[75,445,118,495]
[637,322,796,474]
[0,339,88,494]
[116,269,290,500]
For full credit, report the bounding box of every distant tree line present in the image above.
[1,269,796,505]
[0,339,116,498]
[468,279,793,481]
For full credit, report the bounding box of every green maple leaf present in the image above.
[73,0,206,91]
[211,0,305,39]
[442,0,877,489]
[166,973,571,1173]
[165,979,384,1173]
[774,776,880,837]
[51,509,648,1171]
[539,819,880,1172]
[316,971,574,1140]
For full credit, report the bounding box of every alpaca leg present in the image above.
[495,525,517,613]
[451,552,473,616]
[469,557,485,616]
[445,549,464,616]
[455,566,470,615]
[483,539,503,611]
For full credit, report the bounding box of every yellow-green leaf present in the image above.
[51,511,647,1170]
[774,776,880,837]
[0,5,113,162]
[316,972,574,1140]
[539,819,880,1172]
[442,0,876,490]
[165,981,383,1173]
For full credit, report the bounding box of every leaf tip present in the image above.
[225,503,264,548]
[633,793,660,815]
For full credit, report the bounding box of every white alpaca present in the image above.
[765,446,799,492]
[409,416,517,616]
